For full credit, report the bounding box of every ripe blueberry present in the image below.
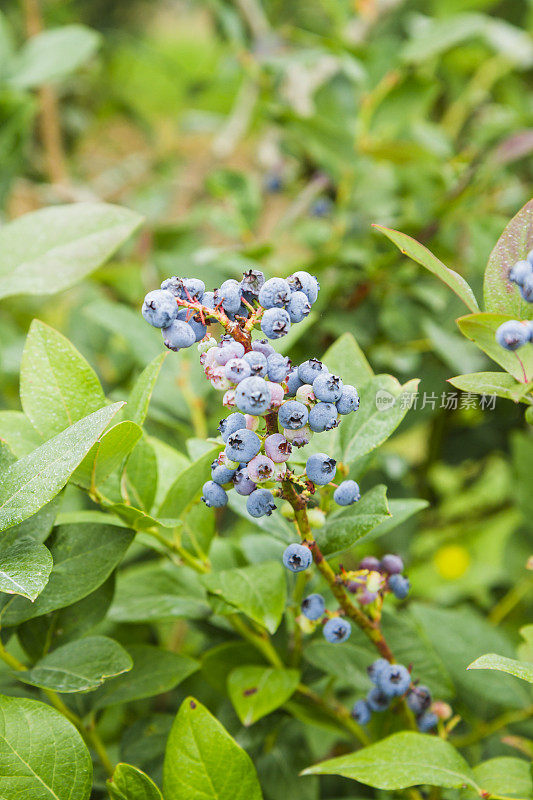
[225,429,261,463]
[351,699,371,725]
[283,543,312,572]
[235,377,271,415]
[389,574,410,600]
[201,480,228,508]
[333,480,361,506]
[142,289,178,328]
[278,400,309,430]
[306,453,337,485]
[323,617,351,643]
[247,488,276,517]
[261,307,291,339]
[301,593,325,620]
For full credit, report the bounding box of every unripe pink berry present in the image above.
[247,454,276,483]
[283,425,313,448]
[268,382,285,408]
[223,389,236,407]
[210,366,232,391]
[296,384,315,404]
[245,414,259,431]
[264,433,292,462]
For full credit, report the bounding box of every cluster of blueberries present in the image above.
[352,659,438,732]
[495,253,533,351]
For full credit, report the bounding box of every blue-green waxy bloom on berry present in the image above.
[225,429,261,463]
[417,711,438,732]
[407,686,432,715]
[243,351,268,377]
[233,467,256,496]
[366,687,390,712]
[235,376,271,415]
[367,658,389,685]
[211,460,236,485]
[162,319,196,350]
[286,367,303,396]
[323,617,351,643]
[216,279,242,313]
[261,307,291,339]
[288,270,319,304]
[306,453,337,485]
[520,274,533,302]
[376,663,411,697]
[142,289,178,328]
[216,341,245,365]
[201,480,228,508]
[495,320,531,350]
[240,269,265,300]
[308,402,338,432]
[301,593,325,620]
[258,277,291,309]
[389,573,410,599]
[286,291,311,323]
[278,400,309,430]
[381,554,403,574]
[336,384,360,415]
[225,358,251,384]
[333,480,361,506]
[252,339,275,357]
[218,412,246,442]
[510,260,533,286]
[351,699,371,725]
[298,358,326,384]
[247,488,276,517]
[313,372,343,403]
[267,353,291,382]
[283,543,312,572]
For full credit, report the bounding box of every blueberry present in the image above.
[160,276,185,297]
[306,453,337,485]
[247,487,277,517]
[188,316,208,342]
[333,480,361,506]
[367,658,389,685]
[225,429,261,463]
[142,289,178,328]
[216,279,242,313]
[283,425,313,448]
[233,467,256,496]
[211,459,236,485]
[225,358,252,384]
[247,454,276,483]
[376,663,411,697]
[288,271,319,304]
[252,339,275,357]
[235,377,271,415]
[313,373,343,403]
[407,685,432,715]
[201,480,228,508]
[298,359,326,385]
[381,554,403,574]
[162,319,196,350]
[283,543,312,572]
[351,699,371,725]
[301,593,325,620]
[323,617,351,643]
[520,274,533,302]
[263,174,283,193]
[258,277,291,309]
[202,290,216,310]
[264,433,292,463]
[389,574,410,600]
[510,260,533,286]
[183,278,205,301]
[528,249,533,264]
[261,307,291,339]
[286,291,311,323]
[215,341,245,365]
[417,711,438,732]
[268,382,285,408]
[218,412,246,442]
[278,400,309,430]
[495,320,531,350]
[366,686,390,712]
[308,401,338,432]
[296,384,315,404]
[309,197,332,218]
[360,556,381,572]
[267,353,291,382]
[286,367,303,397]
[240,269,265,299]
[336,385,360,415]
[243,351,268,377]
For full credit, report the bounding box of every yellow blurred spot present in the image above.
[434,545,470,580]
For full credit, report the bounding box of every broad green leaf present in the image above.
[123,438,158,512]
[302,732,478,791]
[228,493,294,542]
[304,641,373,691]
[484,199,533,317]
[18,636,132,693]
[0,694,92,799]
[85,301,161,366]
[108,763,163,800]
[448,371,532,403]
[0,402,123,532]
[92,644,198,710]
[457,314,533,384]
[202,642,265,693]
[74,421,143,490]
[158,445,222,523]
[124,352,167,425]
[150,437,189,510]
[21,320,106,438]
[473,757,533,799]
[203,561,287,634]
[322,332,374,388]
[9,25,101,89]
[339,376,419,464]
[0,522,134,625]
[227,666,300,726]
[0,203,142,300]
[518,624,533,663]
[467,653,533,684]
[0,410,45,457]
[0,536,52,600]
[2,496,62,543]
[362,498,429,543]
[163,697,263,800]
[373,224,479,312]
[317,485,390,556]
[401,13,488,64]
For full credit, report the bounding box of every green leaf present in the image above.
[203,562,287,634]
[92,644,198,710]
[448,371,532,403]
[457,314,533,384]
[0,536,52,600]
[304,641,373,691]
[473,757,533,799]
[157,445,222,523]
[108,763,163,800]
[0,203,142,300]
[2,496,62,544]
[0,402,123,533]
[163,697,263,800]
[467,653,533,684]
[18,636,132,693]
[317,485,390,555]
[302,732,478,791]
[0,694,92,800]
[85,301,161,366]
[123,437,158,512]
[20,320,106,438]
[9,25,101,89]
[361,498,429,544]
[227,666,300,726]
[322,332,374,388]
[339,376,419,463]
[0,522,134,625]
[124,352,167,425]
[484,199,533,317]
[74,420,143,490]
[0,410,42,457]
[373,224,479,312]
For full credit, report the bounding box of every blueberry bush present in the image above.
[0,1,532,799]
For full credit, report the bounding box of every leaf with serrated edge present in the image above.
[227,666,300,726]
[467,653,533,683]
